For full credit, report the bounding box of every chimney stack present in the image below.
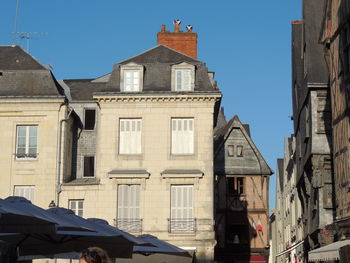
[157,20,198,59]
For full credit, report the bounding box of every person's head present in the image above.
[79,247,112,263]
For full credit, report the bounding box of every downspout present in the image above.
[56,105,73,207]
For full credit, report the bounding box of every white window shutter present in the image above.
[118,185,140,220]
[171,119,194,154]
[171,185,193,219]
[119,119,141,154]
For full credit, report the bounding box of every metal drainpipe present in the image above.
[56,106,73,207]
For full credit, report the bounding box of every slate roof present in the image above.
[0,46,45,70]
[63,79,107,101]
[106,45,217,93]
[0,46,64,97]
[214,115,273,175]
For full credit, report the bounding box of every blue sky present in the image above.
[1,0,302,210]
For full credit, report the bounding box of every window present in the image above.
[171,118,194,155]
[83,156,95,177]
[175,70,191,91]
[84,109,96,130]
[170,185,195,232]
[120,63,143,92]
[119,119,142,155]
[117,185,141,232]
[228,145,234,156]
[171,62,195,91]
[16,125,38,159]
[227,177,244,195]
[236,145,243,157]
[14,185,34,202]
[69,199,84,217]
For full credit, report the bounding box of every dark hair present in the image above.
[80,247,112,263]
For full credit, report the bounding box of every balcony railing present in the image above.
[168,218,196,233]
[116,218,142,233]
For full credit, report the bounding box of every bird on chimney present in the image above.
[186,25,193,32]
[173,19,181,25]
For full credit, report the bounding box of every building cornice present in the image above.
[93,93,222,103]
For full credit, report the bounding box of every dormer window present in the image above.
[171,62,195,91]
[120,63,144,92]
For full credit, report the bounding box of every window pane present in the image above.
[176,71,182,90]
[184,71,190,90]
[83,156,95,177]
[84,109,96,130]
[17,138,26,148]
[17,126,26,137]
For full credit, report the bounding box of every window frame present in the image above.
[120,63,144,92]
[84,108,96,131]
[171,62,195,92]
[13,185,35,202]
[83,155,95,177]
[227,177,245,195]
[69,199,84,217]
[117,184,141,232]
[15,125,38,160]
[170,185,195,232]
[171,118,194,155]
[118,118,142,155]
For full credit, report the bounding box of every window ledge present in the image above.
[161,169,203,178]
[108,169,150,179]
[63,177,100,186]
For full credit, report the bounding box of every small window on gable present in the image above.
[120,63,144,92]
[228,145,234,157]
[84,109,96,130]
[172,62,195,92]
[237,146,243,157]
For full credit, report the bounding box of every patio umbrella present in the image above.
[0,207,135,258]
[0,197,93,232]
[133,235,191,257]
[0,197,57,234]
[86,218,152,247]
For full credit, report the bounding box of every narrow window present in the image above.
[236,145,243,157]
[69,199,84,217]
[227,177,245,195]
[228,145,234,156]
[119,119,142,155]
[175,70,191,91]
[83,156,95,177]
[14,185,35,202]
[124,71,140,92]
[170,185,194,232]
[117,185,141,232]
[84,109,96,130]
[171,118,194,154]
[16,125,38,159]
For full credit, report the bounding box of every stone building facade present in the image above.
[214,114,273,263]
[273,137,303,263]
[291,0,334,255]
[0,46,70,209]
[57,24,222,263]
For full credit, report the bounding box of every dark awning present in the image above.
[308,239,350,262]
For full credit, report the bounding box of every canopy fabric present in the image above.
[0,207,135,258]
[134,235,191,257]
[308,239,350,262]
[87,218,150,247]
[0,197,57,234]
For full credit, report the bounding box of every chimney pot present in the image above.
[161,24,166,32]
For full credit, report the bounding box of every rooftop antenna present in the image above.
[12,0,47,51]
[16,32,47,52]
[12,0,20,44]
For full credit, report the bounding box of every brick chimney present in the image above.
[157,21,198,59]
